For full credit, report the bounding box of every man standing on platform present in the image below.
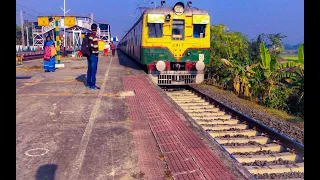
[86,23,100,90]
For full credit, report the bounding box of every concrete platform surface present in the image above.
[16,51,243,180]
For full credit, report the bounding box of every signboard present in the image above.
[52,16,61,21]
[64,16,76,27]
[147,14,165,23]
[193,15,210,24]
[112,37,119,42]
[37,16,49,26]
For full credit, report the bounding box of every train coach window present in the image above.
[193,24,206,38]
[148,23,163,38]
[172,20,185,40]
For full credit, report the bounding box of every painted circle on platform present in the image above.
[25,148,49,157]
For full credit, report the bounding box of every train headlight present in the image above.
[196,61,205,71]
[173,2,184,15]
[156,61,166,71]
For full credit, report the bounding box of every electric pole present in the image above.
[60,0,70,49]
[90,13,93,24]
[25,25,29,47]
[20,10,25,48]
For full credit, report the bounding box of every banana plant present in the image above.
[259,42,278,78]
[221,58,259,97]
[277,44,304,83]
[298,43,304,70]
[259,42,278,99]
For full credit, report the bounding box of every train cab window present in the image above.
[148,23,163,38]
[193,24,206,38]
[172,20,185,40]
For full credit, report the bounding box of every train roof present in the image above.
[143,7,209,15]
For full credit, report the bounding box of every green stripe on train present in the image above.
[141,48,210,65]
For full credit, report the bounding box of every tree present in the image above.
[209,24,249,66]
[267,33,287,54]
[16,23,33,46]
[208,24,251,88]
[16,24,22,45]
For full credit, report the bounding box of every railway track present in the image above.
[16,51,73,62]
[161,86,304,180]
[22,54,44,61]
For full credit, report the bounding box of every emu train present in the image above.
[118,1,210,85]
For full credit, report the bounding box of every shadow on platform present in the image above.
[75,74,87,87]
[116,49,146,72]
[35,164,57,180]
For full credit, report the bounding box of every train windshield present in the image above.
[193,24,206,38]
[172,20,185,40]
[148,23,163,38]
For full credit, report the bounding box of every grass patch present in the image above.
[200,84,304,127]
[16,65,43,72]
[281,55,298,61]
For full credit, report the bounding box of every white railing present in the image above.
[42,21,55,34]
[81,20,91,30]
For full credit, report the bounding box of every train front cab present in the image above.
[141,3,210,85]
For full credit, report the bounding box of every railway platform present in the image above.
[16,51,246,180]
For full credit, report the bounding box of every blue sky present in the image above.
[16,0,304,44]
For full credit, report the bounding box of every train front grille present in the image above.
[158,74,196,85]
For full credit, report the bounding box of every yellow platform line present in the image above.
[41,80,104,84]
[17,92,126,98]
[18,93,73,97]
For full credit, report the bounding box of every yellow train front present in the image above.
[119,1,210,85]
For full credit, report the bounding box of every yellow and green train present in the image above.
[119,1,210,85]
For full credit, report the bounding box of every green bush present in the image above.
[262,86,292,110]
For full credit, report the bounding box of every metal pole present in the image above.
[60,0,70,53]
[25,26,30,47]
[64,0,66,50]
[53,16,61,64]
[108,24,110,43]
[20,10,25,49]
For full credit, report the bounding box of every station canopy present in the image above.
[64,25,91,33]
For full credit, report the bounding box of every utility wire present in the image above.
[16,3,44,15]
